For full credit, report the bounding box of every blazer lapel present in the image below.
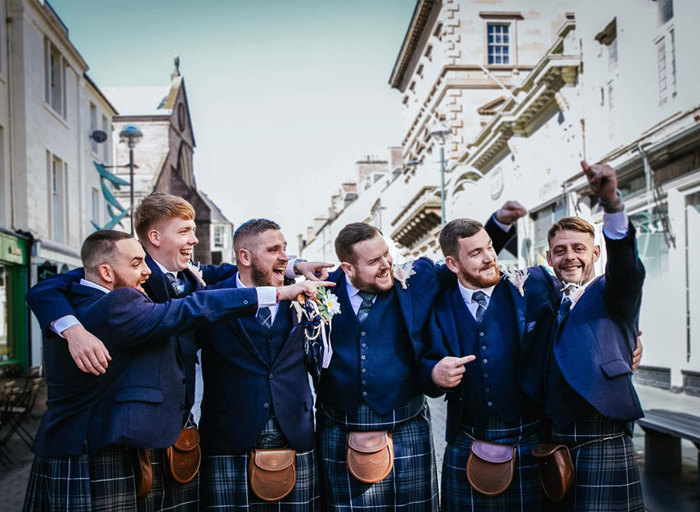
[227,275,267,366]
[395,284,414,335]
[441,289,464,356]
[142,253,172,302]
[504,280,527,342]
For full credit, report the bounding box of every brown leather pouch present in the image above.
[531,443,575,502]
[466,440,516,496]
[166,427,202,484]
[248,448,296,501]
[133,448,153,498]
[346,431,394,484]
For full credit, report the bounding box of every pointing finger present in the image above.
[456,355,476,366]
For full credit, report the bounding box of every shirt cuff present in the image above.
[602,208,629,240]
[256,287,277,308]
[51,315,80,337]
[284,260,296,280]
[491,213,512,233]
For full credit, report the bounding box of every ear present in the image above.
[546,250,553,267]
[237,248,251,267]
[445,255,460,275]
[340,261,354,279]
[98,263,114,284]
[147,228,160,248]
[593,244,601,262]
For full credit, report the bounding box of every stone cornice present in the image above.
[389,0,437,90]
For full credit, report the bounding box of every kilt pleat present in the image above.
[551,414,644,512]
[441,416,544,512]
[22,446,137,512]
[317,400,439,511]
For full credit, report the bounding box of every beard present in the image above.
[351,272,394,295]
[460,262,501,289]
[113,272,143,292]
[250,260,284,287]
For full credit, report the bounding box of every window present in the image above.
[214,226,225,248]
[90,103,98,154]
[45,39,66,117]
[91,187,100,227]
[48,153,67,243]
[655,0,676,105]
[530,201,566,265]
[656,37,668,104]
[658,0,674,26]
[487,23,510,65]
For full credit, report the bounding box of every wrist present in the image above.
[293,258,307,277]
[599,189,623,213]
[276,290,281,303]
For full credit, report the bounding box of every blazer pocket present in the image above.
[600,359,631,379]
[115,386,163,404]
[526,321,536,333]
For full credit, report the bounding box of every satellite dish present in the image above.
[90,130,108,143]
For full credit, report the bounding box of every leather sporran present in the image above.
[166,427,201,484]
[133,448,153,498]
[248,448,297,501]
[466,440,516,496]
[531,443,574,502]
[346,431,394,484]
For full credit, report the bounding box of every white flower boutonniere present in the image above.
[296,286,341,369]
[188,261,206,287]
[393,261,416,290]
[501,266,529,297]
[561,282,586,307]
[317,287,341,321]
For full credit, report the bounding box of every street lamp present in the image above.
[429,121,452,227]
[119,125,143,234]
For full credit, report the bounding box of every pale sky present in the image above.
[50,0,416,249]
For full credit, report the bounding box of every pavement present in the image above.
[2,382,699,511]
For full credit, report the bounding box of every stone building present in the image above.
[0,0,116,369]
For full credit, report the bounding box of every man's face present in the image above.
[446,229,500,289]
[246,229,288,287]
[154,217,198,271]
[111,238,151,293]
[342,236,394,293]
[547,229,600,285]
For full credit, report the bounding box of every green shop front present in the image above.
[0,231,30,371]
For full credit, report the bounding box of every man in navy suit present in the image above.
[23,230,320,512]
[196,218,333,511]
[541,162,645,511]
[422,214,556,511]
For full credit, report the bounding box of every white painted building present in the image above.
[0,0,116,369]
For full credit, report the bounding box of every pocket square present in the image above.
[526,321,536,333]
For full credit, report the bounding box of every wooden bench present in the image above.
[637,409,700,490]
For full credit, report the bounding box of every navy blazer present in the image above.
[421,266,558,441]
[33,283,257,457]
[548,224,645,422]
[197,275,315,455]
[26,257,238,409]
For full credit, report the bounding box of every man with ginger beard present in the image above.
[197,219,333,511]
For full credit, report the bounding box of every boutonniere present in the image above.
[561,282,586,307]
[501,266,529,297]
[393,261,416,290]
[295,286,341,369]
[188,261,206,287]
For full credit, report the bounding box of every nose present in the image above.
[190,232,199,245]
[483,248,496,263]
[142,264,152,276]
[379,256,390,269]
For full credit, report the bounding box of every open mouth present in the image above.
[273,265,286,279]
[180,249,192,260]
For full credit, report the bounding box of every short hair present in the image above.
[133,193,195,241]
[233,218,281,254]
[439,218,484,258]
[335,223,382,264]
[81,230,133,273]
[547,217,595,243]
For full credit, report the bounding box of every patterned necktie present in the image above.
[472,290,489,323]
[257,307,272,331]
[356,291,376,324]
[165,272,181,298]
[555,296,572,330]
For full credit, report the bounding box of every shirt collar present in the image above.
[79,278,111,294]
[345,275,363,299]
[235,272,248,289]
[154,259,179,276]
[457,281,496,304]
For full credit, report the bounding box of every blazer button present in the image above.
[487,401,493,407]
[361,332,366,337]
[263,402,269,409]
[362,391,367,397]
[482,358,488,364]
[361,355,366,360]
[479,332,485,337]
[269,373,274,379]
[244,299,249,304]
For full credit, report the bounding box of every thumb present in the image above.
[456,355,476,366]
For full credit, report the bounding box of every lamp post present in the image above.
[119,125,143,234]
[429,121,452,228]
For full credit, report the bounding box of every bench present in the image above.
[637,409,700,490]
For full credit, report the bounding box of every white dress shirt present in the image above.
[457,282,496,320]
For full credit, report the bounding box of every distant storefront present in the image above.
[0,231,30,370]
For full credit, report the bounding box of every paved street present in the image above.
[2,383,699,511]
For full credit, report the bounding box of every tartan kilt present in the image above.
[441,416,544,512]
[199,450,319,510]
[23,446,138,512]
[200,417,320,511]
[550,414,644,512]
[317,399,439,511]
[23,446,199,512]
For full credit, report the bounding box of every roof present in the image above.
[199,191,232,224]
[102,86,171,116]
